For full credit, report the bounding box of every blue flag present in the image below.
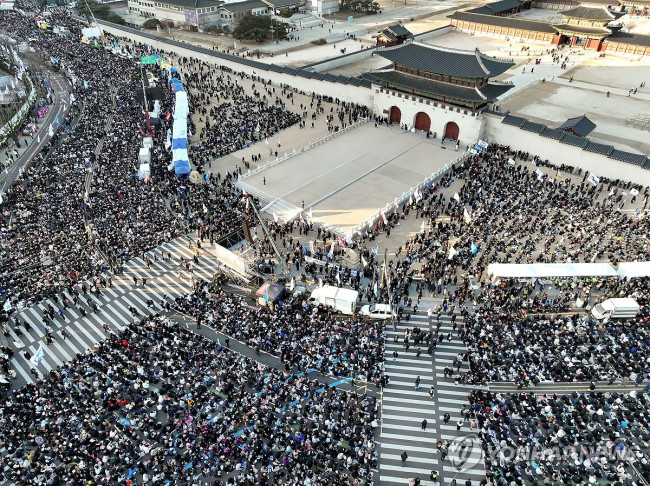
[372,244,379,256]
[302,243,307,255]
[183,461,193,472]
[264,288,269,302]
[83,79,88,90]
[470,242,478,254]
[54,114,59,127]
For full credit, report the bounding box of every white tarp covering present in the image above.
[138,147,150,164]
[174,91,188,119]
[172,118,187,139]
[487,263,619,280]
[617,262,650,280]
[138,163,150,179]
[172,148,188,163]
[81,27,102,39]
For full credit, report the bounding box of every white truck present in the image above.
[308,285,358,315]
[590,298,640,321]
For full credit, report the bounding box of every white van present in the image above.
[591,298,640,321]
[309,285,358,315]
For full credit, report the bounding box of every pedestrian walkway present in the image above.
[379,309,485,486]
[3,235,228,388]
[380,310,438,486]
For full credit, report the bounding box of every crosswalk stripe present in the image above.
[380,306,485,486]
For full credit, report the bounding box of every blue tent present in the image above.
[174,159,191,175]
[172,138,187,150]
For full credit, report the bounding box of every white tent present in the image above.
[81,27,102,39]
[487,263,619,280]
[172,118,187,139]
[174,91,188,119]
[138,147,151,164]
[172,148,189,163]
[617,262,650,280]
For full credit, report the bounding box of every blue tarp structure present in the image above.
[172,138,187,150]
[171,78,184,92]
[170,78,191,175]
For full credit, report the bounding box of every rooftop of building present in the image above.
[560,5,624,20]
[377,42,515,78]
[364,69,514,104]
[448,10,559,34]
[558,114,597,136]
[220,0,268,11]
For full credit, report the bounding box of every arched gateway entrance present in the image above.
[414,112,431,132]
[389,106,401,124]
[444,122,459,141]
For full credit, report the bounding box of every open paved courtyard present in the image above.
[239,123,462,234]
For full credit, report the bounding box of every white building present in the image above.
[217,0,269,28]
[311,0,338,16]
[127,0,223,30]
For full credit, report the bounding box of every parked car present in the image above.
[359,303,395,320]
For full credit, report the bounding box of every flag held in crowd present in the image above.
[587,173,600,186]
[463,208,472,224]
[30,344,45,368]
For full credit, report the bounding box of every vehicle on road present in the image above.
[591,298,640,321]
[359,303,396,320]
[308,285,358,315]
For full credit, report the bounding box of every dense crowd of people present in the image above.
[457,275,650,386]
[173,280,385,383]
[0,8,374,309]
[2,4,650,486]
[347,144,649,305]
[0,315,379,485]
[463,306,650,385]
[467,389,650,485]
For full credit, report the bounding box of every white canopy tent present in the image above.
[174,91,188,119]
[487,263,619,280]
[138,147,151,164]
[81,27,102,39]
[172,118,187,139]
[616,262,650,280]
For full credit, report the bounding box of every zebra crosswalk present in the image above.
[3,235,230,388]
[379,309,486,486]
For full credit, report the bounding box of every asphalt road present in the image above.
[0,71,72,192]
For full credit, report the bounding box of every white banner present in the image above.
[587,173,600,186]
[30,344,44,368]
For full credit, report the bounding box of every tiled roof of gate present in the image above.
[377,42,514,78]
[366,70,513,102]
